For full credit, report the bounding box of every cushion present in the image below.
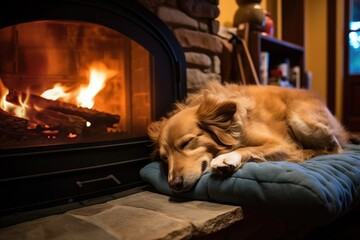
[140,144,360,226]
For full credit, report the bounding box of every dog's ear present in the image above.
[197,96,239,146]
[147,118,167,143]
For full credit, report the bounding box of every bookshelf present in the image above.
[228,0,306,88]
[263,35,304,88]
[247,0,306,88]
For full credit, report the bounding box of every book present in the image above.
[260,51,269,85]
[291,66,301,88]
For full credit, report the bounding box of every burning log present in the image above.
[0,109,29,140]
[6,89,120,127]
[0,106,86,140]
[26,107,87,135]
[0,108,28,129]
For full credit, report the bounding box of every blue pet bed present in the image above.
[140,144,360,227]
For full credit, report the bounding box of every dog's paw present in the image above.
[211,151,242,175]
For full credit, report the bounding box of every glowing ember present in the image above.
[68,133,77,138]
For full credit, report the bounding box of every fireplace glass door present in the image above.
[0,20,151,149]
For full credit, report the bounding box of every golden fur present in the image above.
[148,81,350,192]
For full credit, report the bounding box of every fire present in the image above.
[41,83,70,101]
[12,94,28,119]
[0,78,8,109]
[0,62,117,138]
[76,62,116,109]
[39,62,117,109]
[0,79,29,119]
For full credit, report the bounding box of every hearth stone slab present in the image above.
[0,214,117,240]
[70,205,192,240]
[0,190,243,240]
[108,191,243,236]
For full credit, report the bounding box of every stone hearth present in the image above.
[0,190,243,240]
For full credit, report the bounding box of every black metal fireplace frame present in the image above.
[0,0,186,215]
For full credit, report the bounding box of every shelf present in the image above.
[247,32,306,88]
[261,35,304,56]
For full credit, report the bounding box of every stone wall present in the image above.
[137,0,223,91]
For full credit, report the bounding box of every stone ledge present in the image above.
[0,191,243,240]
[108,191,243,236]
[70,205,192,240]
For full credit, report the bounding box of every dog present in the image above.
[148,81,351,192]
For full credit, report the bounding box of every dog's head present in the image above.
[148,95,241,192]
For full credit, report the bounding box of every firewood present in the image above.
[0,109,29,140]
[26,107,87,135]
[6,89,120,126]
[0,107,86,140]
[0,108,28,129]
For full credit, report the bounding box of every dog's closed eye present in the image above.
[179,138,195,150]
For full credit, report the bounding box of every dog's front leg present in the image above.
[211,143,297,175]
[211,151,243,175]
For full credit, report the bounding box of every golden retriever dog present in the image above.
[148,81,351,192]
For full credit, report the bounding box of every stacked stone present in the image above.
[138,0,223,91]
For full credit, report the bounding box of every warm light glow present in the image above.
[68,133,77,138]
[76,62,117,109]
[13,95,28,118]
[0,78,29,119]
[41,83,70,100]
[38,62,117,110]
[0,62,117,139]
[0,78,9,110]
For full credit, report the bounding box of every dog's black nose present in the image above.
[169,176,184,191]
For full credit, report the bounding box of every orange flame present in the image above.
[40,62,116,109]
[76,62,116,109]
[12,93,29,119]
[1,62,116,123]
[0,79,29,119]
[41,83,70,101]
[0,78,9,110]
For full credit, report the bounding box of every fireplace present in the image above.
[0,0,186,215]
[1,20,154,148]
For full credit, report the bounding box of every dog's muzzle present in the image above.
[169,176,184,191]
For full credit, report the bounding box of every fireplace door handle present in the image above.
[76,174,121,188]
